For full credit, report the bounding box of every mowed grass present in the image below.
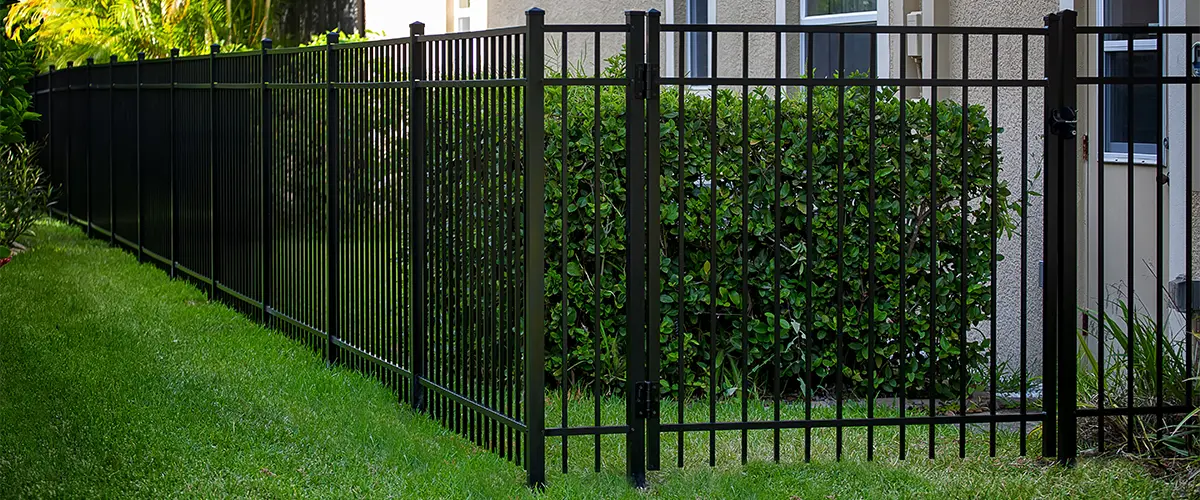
[0,220,1180,498]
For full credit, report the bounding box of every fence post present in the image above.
[523,7,547,490]
[325,32,342,365]
[65,61,72,224]
[262,39,274,324]
[408,21,427,412]
[623,9,648,489]
[210,44,220,298]
[1043,9,1079,464]
[85,57,93,236]
[109,55,117,245]
[136,53,144,263]
[47,65,55,219]
[170,48,179,279]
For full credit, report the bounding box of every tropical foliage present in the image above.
[0,3,38,145]
[4,0,282,67]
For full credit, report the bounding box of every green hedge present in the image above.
[540,56,1020,400]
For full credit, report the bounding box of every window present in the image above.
[1101,0,1161,163]
[458,0,470,8]
[687,0,712,78]
[805,0,877,18]
[800,0,877,79]
[457,17,471,32]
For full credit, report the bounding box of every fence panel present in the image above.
[138,58,174,268]
[536,17,639,483]
[173,55,213,285]
[87,61,113,237]
[67,63,88,225]
[213,50,264,314]
[417,24,534,471]
[331,35,413,417]
[267,45,329,351]
[111,62,139,250]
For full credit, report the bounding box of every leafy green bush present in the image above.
[541,54,1019,400]
[0,143,52,252]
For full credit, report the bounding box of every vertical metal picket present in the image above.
[524,7,547,489]
[645,8,663,473]
[326,32,342,365]
[409,21,428,412]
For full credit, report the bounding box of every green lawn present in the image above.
[0,220,1180,498]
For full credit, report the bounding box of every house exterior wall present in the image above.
[1194,198,1200,274]
[488,0,658,74]
[885,0,1054,373]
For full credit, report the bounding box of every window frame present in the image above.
[797,0,887,79]
[1097,0,1165,165]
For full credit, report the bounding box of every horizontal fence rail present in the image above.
[27,8,1199,489]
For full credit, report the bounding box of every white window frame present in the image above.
[797,0,889,79]
[1097,0,1165,165]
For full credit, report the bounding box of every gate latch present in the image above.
[634,381,659,419]
[1049,106,1078,139]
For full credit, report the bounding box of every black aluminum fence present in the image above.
[29,8,1199,489]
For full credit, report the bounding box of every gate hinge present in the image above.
[1049,106,1078,139]
[632,63,660,100]
[634,380,659,419]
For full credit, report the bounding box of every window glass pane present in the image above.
[1103,51,1160,155]
[806,0,877,16]
[457,17,470,32]
[687,0,710,78]
[1104,0,1159,41]
[810,32,872,78]
[688,33,710,77]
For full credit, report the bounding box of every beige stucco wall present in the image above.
[488,0,660,75]
[1194,197,1200,274]
[941,0,1055,375]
